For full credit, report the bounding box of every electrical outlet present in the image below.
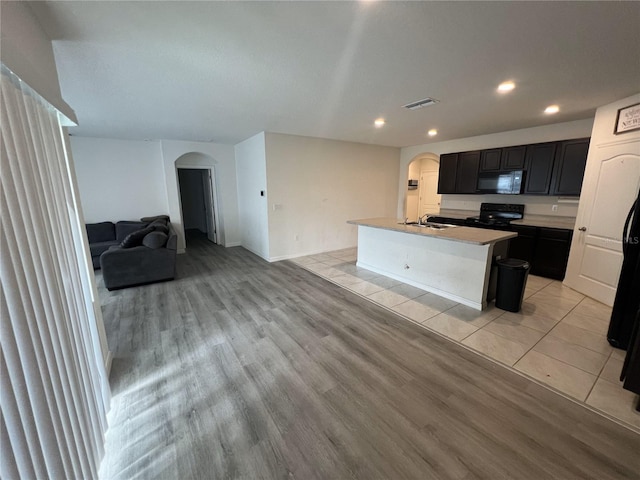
[552,204,558,212]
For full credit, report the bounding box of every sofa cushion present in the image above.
[116,221,149,242]
[86,222,115,243]
[121,226,154,248]
[141,215,170,223]
[142,231,168,249]
[90,240,119,257]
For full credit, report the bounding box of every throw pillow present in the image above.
[120,226,153,248]
[148,218,168,227]
[142,231,168,249]
[152,224,170,234]
[141,215,169,223]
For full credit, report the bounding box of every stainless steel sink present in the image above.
[399,221,459,229]
[421,222,459,229]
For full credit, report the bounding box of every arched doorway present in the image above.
[405,153,441,221]
[175,152,222,248]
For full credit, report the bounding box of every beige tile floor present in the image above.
[290,247,640,432]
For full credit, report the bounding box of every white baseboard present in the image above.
[224,242,242,247]
[233,245,357,263]
[240,244,270,262]
[269,246,358,263]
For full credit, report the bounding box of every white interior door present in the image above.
[564,147,640,305]
[202,169,219,244]
[418,169,441,216]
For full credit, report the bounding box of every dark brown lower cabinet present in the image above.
[507,225,536,263]
[532,228,573,280]
[508,226,573,280]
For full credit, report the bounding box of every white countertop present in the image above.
[348,218,516,246]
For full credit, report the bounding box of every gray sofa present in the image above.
[86,221,149,269]
[86,217,177,290]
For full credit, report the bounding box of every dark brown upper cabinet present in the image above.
[551,138,590,196]
[501,146,527,170]
[480,149,502,172]
[455,151,481,194]
[438,136,589,196]
[479,146,526,173]
[437,153,459,194]
[524,142,557,195]
[437,152,480,194]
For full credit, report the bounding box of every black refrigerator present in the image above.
[607,187,640,350]
[608,188,640,404]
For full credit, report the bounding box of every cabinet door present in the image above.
[551,138,589,196]
[524,142,557,195]
[437,153,458,194]
[480,149,502,172]
[508,225,537,263]
[455,151,480,193]
[532,228,573,280]
[501,146,527,170]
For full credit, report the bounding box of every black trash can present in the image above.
[495,258,530,312]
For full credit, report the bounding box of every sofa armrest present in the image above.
[100,245,176,290]
[166,227,177,250]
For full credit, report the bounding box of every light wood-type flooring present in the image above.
[292,249,640,429]
[98,234,640,479]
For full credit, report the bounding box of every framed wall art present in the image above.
[614,103,640,134]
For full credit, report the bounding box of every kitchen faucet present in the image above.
[418,213,430,225]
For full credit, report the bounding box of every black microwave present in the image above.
[477,170,525,194]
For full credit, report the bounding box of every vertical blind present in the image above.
[1,65,110,478]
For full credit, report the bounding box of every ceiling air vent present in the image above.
[403,97,439,110]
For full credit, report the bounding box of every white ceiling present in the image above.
[30,1,640,148]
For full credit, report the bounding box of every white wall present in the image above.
[0,1,76,123]
[234,132,270,259]
[398,119,595,218]
[72,137,240,251]
[162,140,239,251]
[265,133,400,260]
[588,94,640,147]
[71,137,168,222]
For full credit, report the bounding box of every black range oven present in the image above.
[427,203,525,230]
[465,203,525,229]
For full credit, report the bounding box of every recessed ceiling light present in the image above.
[497,81,515,93]
[544,105,560,114]
[374,118,385,128]
[428,129,438,136]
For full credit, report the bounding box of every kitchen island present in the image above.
[348,218,517,310]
